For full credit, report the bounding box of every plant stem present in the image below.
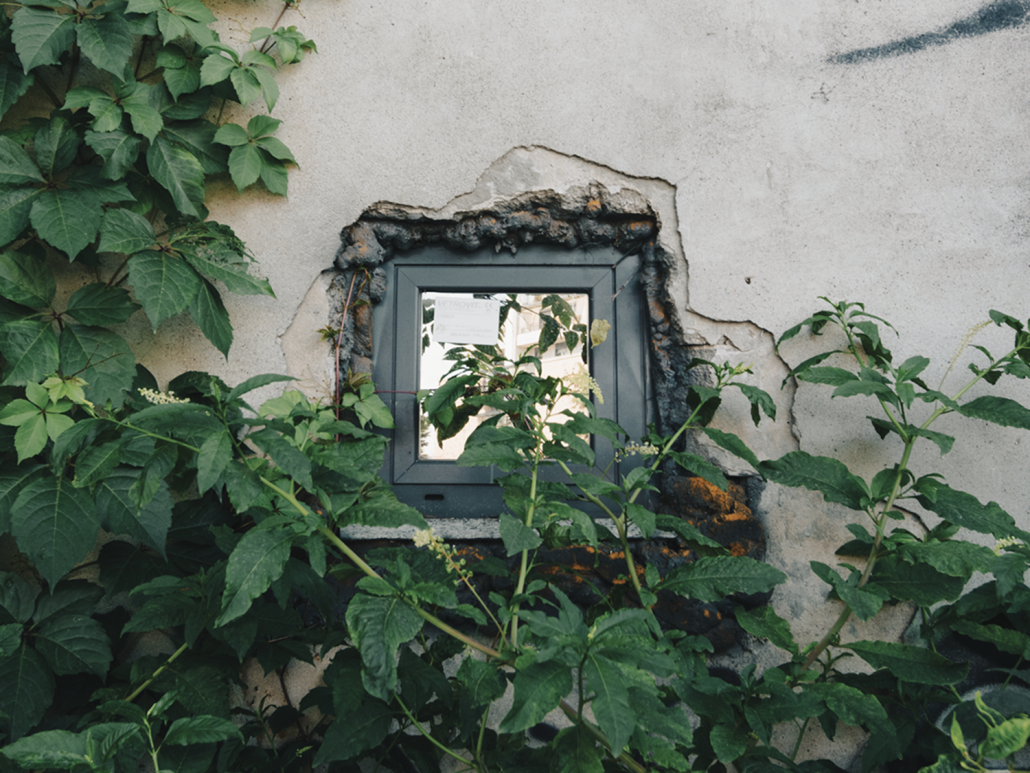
[509,454,541,650]
[557,699,648,773]
[123,641,189,702]
[396,694,479,770]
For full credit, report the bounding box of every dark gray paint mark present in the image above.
[830,1,1030,64]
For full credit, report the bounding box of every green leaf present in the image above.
[669,451,728,491]
[0,249,55,307]
[915,480,1017,538]
[189,276,232,356]
[456,657,507,706]
[10,477,99,587]
[128,251,202,330]
[810,561,886,621]
[97,208,157,255]
[313,699,393,765]
[499,660,573,733]
[702,427,760,470]
[226,372,294,402]
[958,395,1030,431]
[229,67,262,108]
[163,716,243,745]
[117,80,163,141]
[85,129,142,180]
[58,324,136,408]
[0,643,54,740]
[179,244,274,296]
[11,7,76,72]
[736,383,777,423]
[797,366,858,386]
[226,142,263,192]
[34,115,81,176]
[0,185,41,246]
[498,511,542,556]
[0,728,88,767]
[146,134,205,218]
[0,136,43,185]
[30,189,103,259]
[456,440,526,471]
[872,556,965,605]
[625,503,656,537]
[846,640,969,685]
[65,283,140,326]
[250,65,278,111]
[345,593,423,701]
[247,427,312,490]
[554,724,604,773]
[14,414,47,462]
[583,653,634,755]
[0,319,59,386]
[161,120,227,174]
[217,526,297,626]
[949,620,1030,659]
[735,606,798,654]
[0,624,21,658]
[76,11,133,77]
[898,540,993,580]
[981,717,1030,760]
[95,469,173,557]
[199,53,235,86]
[0,464,46,534]
[662,557,786,602]
[710,723,750,763]
[34,613,112,677]
[254,135,295,163]
[0,60,34,123]
[196,430,231,494]
[758,451,868,511]
[806,681,889,729]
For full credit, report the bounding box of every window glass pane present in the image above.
[419,291,589,460]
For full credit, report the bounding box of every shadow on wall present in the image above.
[830,0,1030,63]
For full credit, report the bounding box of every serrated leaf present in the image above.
[583,653,633,755]
[98,208,157,255]
[701,426,760,470]
[161,120,227,173]
[500,660,573,733]
[226,141,262,192]
[189,276,232,356]
[246,427,312,490]
[0,464,46,534]
[180,245,273,296]
[873,556,965,605]
[11,7,75,72]
[254,135,295,162]
[199,53,235,86]
[229,67,261,107]
[710,723,750,763]
[163,715,242,745]
[35,613,112,677]
[758,451,868,510]
[258,154,288,195]
[0,319,59,385]
[345,593,423,701]
[146,134,205,218]
[10,477,99,587]
[196,430,231,494]
[809,561,886,621]
[29,189,102,259]
[669,451,728,491]
[915,480,1016,538]
[312,699,393,765]
[949,620,1030,659]
[958,395,1030,431]
[897,540,994,579]
[0,185,41,246]
[128,250,202,330]
[797,366,858,386]
[735,606,798,654]
[13,413,47,462]
[498,511,542,556]
[58,323,136,408]
[65,283,140,326]
[0,249,55,307]
[85,129,142,180]
[456,657,507,706]
[0,645,55,741]
[76,12,133,77]
[95,469,173,557]
[554,724,604,773]
[661,556,786,602]
[847,640,968,685]
[34,114,80,175]
[251,65,278,110]
[217,526,297,626]
[0,136,43,185]
[0,59,34,123]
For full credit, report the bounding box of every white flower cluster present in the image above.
[139,387,190,405]
[615,441,660,462]
[994,536,1026,556]
[413,528,466,576]
[564,366,604,404]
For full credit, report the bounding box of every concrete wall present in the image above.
[116,1,1030,767]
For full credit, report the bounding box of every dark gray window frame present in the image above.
[373,243,652,518]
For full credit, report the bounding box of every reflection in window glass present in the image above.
[419,291,589,460]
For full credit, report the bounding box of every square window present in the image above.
[372,244,652,518]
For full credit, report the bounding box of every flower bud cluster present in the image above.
[139,388,190,405]
[563,366,604,404]
[615,441,660,462]
[413,529,468,579]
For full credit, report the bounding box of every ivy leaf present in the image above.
[0,136,43,185]
[958,395,1030,431]
[179,243,274,296]
[85,129,142,180]
[0,319,59,386]
[34,114,81,176]
[128,251,202,330]
[188,276,232,356]
[95,469,173,557]
[10,477,99,587]
[0,56,34,123]
[345,593,423,701]
[11,7,76,72]
[76,11,133,78]
[34,614,112,677]
[98,208,157,255]
[226,142,263,192]
[499,660,573,733]
[58,324,136,408]
[229,67,262,108]
[0,464,46,534]
[30,189,103,259]
[65,283,140,326]
[0,644,54,741]
[217,526,297,626]
[661,557,787,602]
[258,159,288,196]
[0,249,55,307]
[498,511,542,556]
[846,640,969,685]
[161,120,227,174]
[146,134,205,218]
[116,80,162,141]
[758,451,869,511]
[13,413,47,462]
[199,52,236,86]
[0,186,42,247]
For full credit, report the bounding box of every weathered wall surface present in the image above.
[102,1,1030,767]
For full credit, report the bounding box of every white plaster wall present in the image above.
[88,1,1030,766]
